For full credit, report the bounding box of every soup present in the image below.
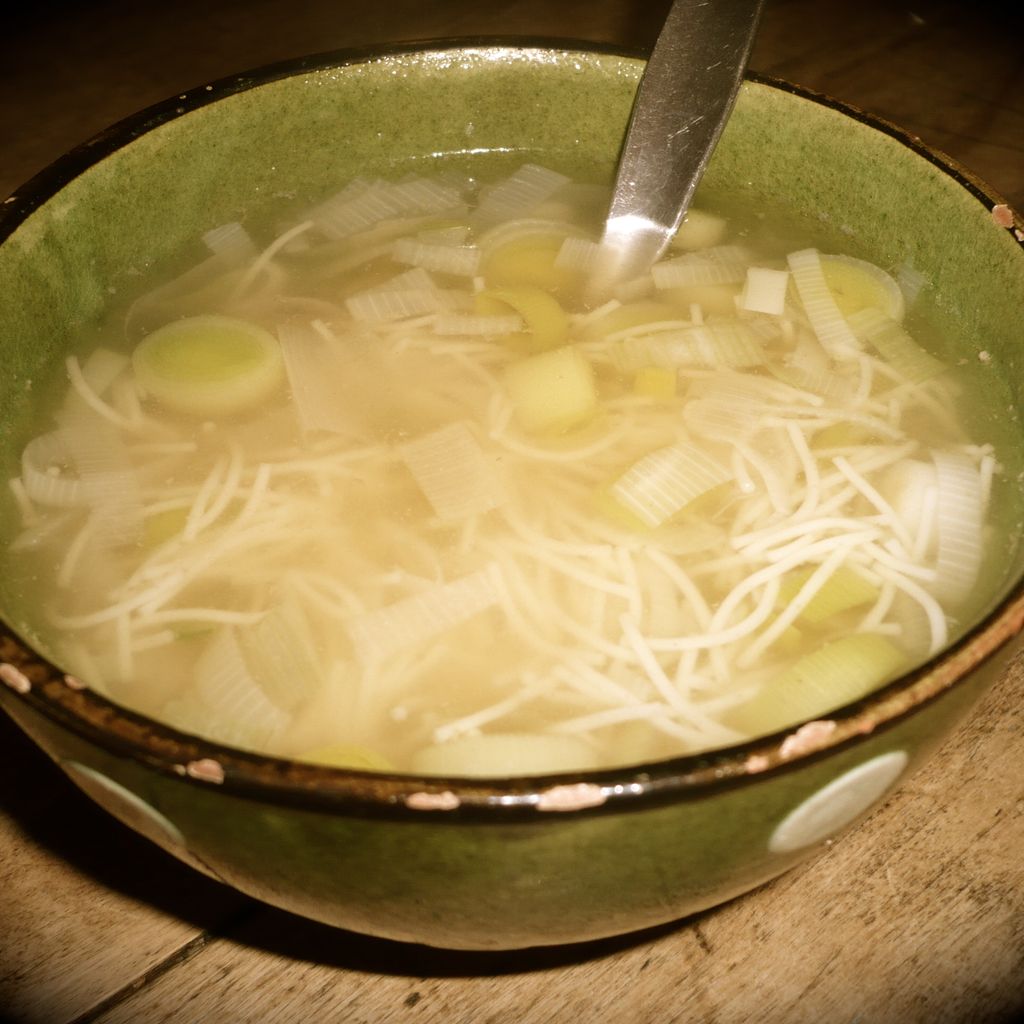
[2,164,1004,775]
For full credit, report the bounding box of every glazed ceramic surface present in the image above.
[1,45,1023,949]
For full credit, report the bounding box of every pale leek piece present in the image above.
[726,633,907,736]
[477,286,569,351]
[308,179,387,239]
[433,313,524,336]
[192,627,291,749]
[669,208,728,252]
[311,177,464,239]
[821,253,905,321]
[143,506,190,548]
[125,244,250,340]
[740,266,790,316]
[475,164,571,226]
[652,245,750,289]
[392,236,481,277]
[895,260,929,309]
[681,378,770,443]
[787,248,861,357]
[476,217,581,258]
[553,235,601,274]
[778,565,880,624]
[21,432,86,507]
[399,422,505,522]
[277,321,352,434]
[387,176,469,216]
[609,443,732,528]
[687,323,768,368]
[503,345,598,434]
[410,731,601,777]
[202,221,257,262]
[846,307,946,383]
[876,459,938,555]
[418,224,471,246]
[931,450,986,604]
[236,595,325,712]
[345,267,450,322]
[346,569,500,663]
[771,360,858,405]
[54,402,146,541]
[887,590,936,661]
[133,315,284,418]
[76,347,130,398]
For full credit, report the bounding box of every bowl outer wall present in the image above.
[1,45,1023,948]
[0,648,1010,949]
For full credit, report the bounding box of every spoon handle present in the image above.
[596,0,765,288]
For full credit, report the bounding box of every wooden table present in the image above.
[2,2,1023,1021]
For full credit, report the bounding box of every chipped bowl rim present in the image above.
[1,39,1023,823]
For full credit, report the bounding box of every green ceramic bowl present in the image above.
[1,43,1023,951]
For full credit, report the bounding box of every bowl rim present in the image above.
[2,38,1023,823]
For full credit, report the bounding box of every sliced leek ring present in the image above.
[821,254,905,322]
[478,220,584,295]
[133,314,284,418]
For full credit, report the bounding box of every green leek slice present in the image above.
[503,345,598,434]
[777,565,880,625]
[632,366,678,400]
[821,254,905,321]
[133,314,284,418]
[479,224,581,295]
[726,633,906,736]
[477,286,569,352]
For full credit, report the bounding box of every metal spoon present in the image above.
[592,0,765,293]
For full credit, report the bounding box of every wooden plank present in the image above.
[92,659,1024,1024]
[752,2,1024,207]
[0,716,246,1024]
